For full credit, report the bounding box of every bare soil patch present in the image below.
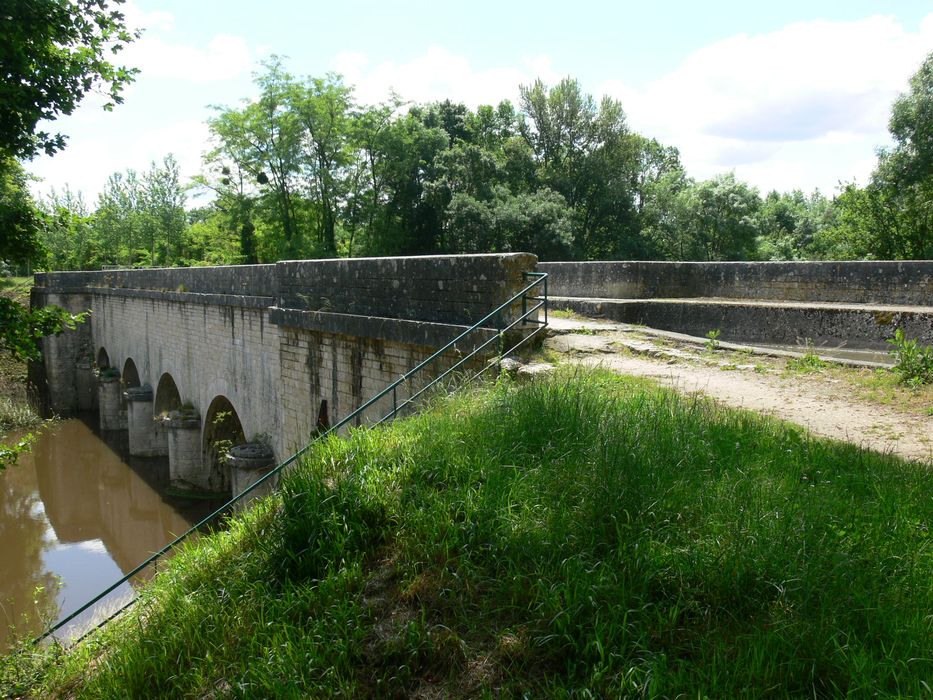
[545,315,933,464]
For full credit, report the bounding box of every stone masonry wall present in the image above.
[30,288,94,414]
[276,328,464,454]
[561,298,933,349]
[539,261,933,305]
[90,293,286,461]
[276,253,536,325]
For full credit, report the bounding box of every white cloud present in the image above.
[114,1,252,83]
[332,46,559,107]
[122,1,174,33]
[29,120,210,206]
[121,34,252,83]
[599,13,933,193]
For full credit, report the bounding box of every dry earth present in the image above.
[544,315,933,464]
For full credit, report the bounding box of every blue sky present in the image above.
[26,0,933,205]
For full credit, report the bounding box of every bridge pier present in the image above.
[75,360,97,411]
[227,443,276,511]
[98,372,126,431]
[166,408,205,489]
[125,385,168,457]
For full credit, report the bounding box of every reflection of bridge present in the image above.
[32,255,537,498]
[33,419,210,577]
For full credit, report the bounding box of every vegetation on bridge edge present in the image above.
[2,368,931,697]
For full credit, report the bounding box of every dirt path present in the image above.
[545,316,933,464]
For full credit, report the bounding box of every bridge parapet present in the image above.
[35,254,536,325]
[34,264,278,297]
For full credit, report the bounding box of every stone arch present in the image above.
[153,372,182,417]
[122,358,141,388]
[202,395,245,494]
[96,347,111,369]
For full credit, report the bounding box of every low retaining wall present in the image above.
[35,264,278,297]
[539,261,933,305]
[543,260,933,350]
[556,298,933,350]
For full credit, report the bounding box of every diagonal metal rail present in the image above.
[33,271,548,647]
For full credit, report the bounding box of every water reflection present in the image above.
[0,417,222,651]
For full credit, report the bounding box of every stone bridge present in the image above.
[32,255,932,500]
[32,253,538,499]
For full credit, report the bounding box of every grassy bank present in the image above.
[0,277,42,438]
[0,277,34,401]
[4,369,931,697]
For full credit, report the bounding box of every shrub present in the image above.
[887,329,933,387]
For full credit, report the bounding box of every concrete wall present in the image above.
[539,261,933,305]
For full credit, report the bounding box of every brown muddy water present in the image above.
[0,416,223,652]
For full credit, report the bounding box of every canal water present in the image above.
[0,416,223,652]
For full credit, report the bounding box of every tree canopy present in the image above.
[0,0,135,370]
[0,0,138,160]
[18,51,933,271]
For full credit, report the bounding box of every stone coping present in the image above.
[87,287,274,309]
[269,307,500,349]
[550,295,933,314]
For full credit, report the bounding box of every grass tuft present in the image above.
[0,396,40,432]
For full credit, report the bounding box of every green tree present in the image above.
[207,59,305,259]
[675,174,761,261]
[362,111,448,255]
[0,157,46,271]
[93,155,187,267]
[873,51,933,258]
[342,100,398,256]
[756,190,834,260]
[0,0,138,160]
[184,207,242,266]
[142,155,187,264]
[39,187,97,270]
[194,158,258,264]
[444,187,572,259]
[293,74,354,255]
[828,52,933,260]
[518,78,648,258]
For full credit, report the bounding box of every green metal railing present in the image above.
[34,271,548,647]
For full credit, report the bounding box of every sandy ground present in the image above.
[545,316,933,465]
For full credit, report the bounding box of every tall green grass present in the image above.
[0,396,40,432]
[5,369,931,697]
